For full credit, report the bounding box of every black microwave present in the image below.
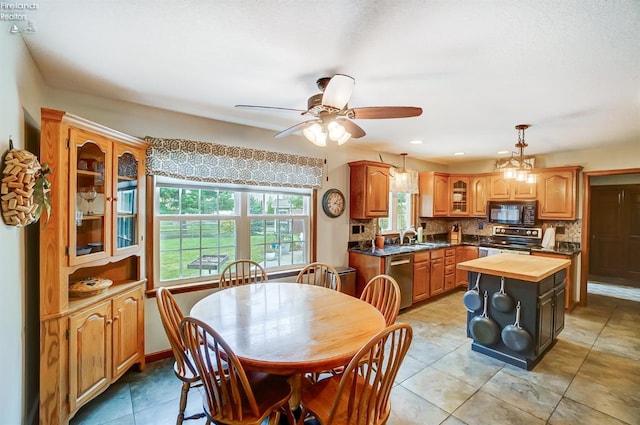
[487,200,537,226]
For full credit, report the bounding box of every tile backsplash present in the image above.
[349,217,582,244]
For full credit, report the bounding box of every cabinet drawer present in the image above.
[430,249,444,259]
[445,248,456,257]
[445,264,456,275]
[444,273,455,290]
[445,255,455,266]
[414,251,430,262]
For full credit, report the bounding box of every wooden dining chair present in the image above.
[156,287,206,424]
[220,259,268,288]
[180,316,296,425]
[310,275,400,382]
[296,262,342,291]
[297,323,413,425]
[360,274,401,326]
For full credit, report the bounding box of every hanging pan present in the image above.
[501,301,533,353]
[469,291,500,346]
[491,276,515,313]
[463,273,482,312]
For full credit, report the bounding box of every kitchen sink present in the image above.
[416,242,450,248]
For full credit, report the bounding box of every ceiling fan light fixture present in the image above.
[327,120,346,140]
[336,130,352,145]
[303,123,327,147]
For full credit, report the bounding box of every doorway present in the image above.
[589,184,640,285]
[581,169,640,304]
[24,110,40,425]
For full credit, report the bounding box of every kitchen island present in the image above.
[457,254,570,370]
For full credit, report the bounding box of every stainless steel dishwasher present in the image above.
[386,254,413,309]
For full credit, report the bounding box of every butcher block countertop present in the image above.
[457,253,570,282]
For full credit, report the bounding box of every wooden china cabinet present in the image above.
[39,108,149,425]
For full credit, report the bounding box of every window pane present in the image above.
[159,187,180,215]
[156,183,312,287]
[158,219,237,280]
[397,192,411,229]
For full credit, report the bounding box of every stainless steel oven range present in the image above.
[479,225,543,257]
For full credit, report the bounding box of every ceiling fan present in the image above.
[235,74,423,146]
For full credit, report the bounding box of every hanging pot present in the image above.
[469,291,500,346]
[463,273,482,312]
[491,276,515,313]
[501,301,533,353]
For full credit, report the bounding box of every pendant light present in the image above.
[496,124,536,184]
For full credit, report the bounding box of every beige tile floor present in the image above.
[71,282,640,425]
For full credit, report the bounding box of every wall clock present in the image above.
[322,188,346,218]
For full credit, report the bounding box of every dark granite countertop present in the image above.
[349,241,471,257]
[349,236,581,257]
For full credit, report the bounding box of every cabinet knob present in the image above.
[113,197,118,201]
[107,319,113,325]
[113,315,119,321]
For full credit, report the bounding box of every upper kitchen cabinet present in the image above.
[419,171,449,217]
[537,166,582,220]
[449,176,470,216]
[489,174,536,200]
[348,160,391,219]
[470,175,489,217]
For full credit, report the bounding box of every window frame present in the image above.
[378,191,414,235]
[147,176,316,291]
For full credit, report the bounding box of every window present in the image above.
[378,192,412,233]
[154,179,312,287]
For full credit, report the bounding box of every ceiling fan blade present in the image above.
[235,104,307,114]
[337,118,366,138]
[273,119,320,138]
[322,74,355,110]
[350,106,423,119]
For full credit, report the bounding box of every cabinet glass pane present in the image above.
[76,142,106,256]
[116,152,138,249]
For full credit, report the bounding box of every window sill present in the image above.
[145,267,304,297]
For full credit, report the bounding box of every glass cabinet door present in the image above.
[450,177,469,215]
[69,129,111,266]
[112,146,143,256]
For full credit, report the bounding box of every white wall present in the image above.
[0,34,46,424]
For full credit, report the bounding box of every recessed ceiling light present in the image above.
[497,150,509,154]
[454,152,465,156]
[410,140,423,145]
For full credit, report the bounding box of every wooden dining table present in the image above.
[189,282,386,376]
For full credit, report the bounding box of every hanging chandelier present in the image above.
[496,124,536,184]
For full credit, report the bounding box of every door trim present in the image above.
[580,167,640,305]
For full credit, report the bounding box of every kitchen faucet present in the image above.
[400,225,417,245]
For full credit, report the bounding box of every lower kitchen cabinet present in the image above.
[456,246,479,287]
[532,251,577,310]
[444,248,456,291]
[430,249,445,296]
[413,251,430,302]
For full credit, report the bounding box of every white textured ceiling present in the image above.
[18,0,640,164]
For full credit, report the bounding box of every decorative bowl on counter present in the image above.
[69,277,113,298]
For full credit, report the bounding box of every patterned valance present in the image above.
[145,137,324,189]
